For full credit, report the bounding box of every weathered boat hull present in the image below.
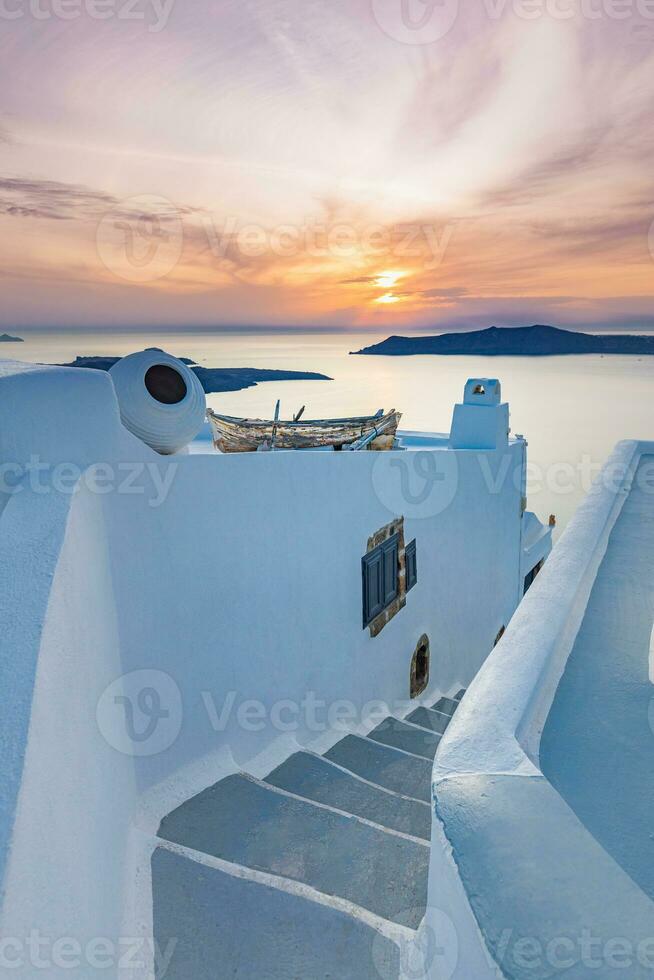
[207,409,401,452]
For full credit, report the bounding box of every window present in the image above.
[406,539,417,592]
[410,634,430,698]
[362,534,399,627]
[523,559,545,595]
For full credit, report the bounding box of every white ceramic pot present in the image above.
[109,349,206,454]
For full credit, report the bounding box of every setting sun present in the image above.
[374,271,404,289]
[375,292,401,304]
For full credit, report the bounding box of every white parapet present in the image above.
[428,439,654,980]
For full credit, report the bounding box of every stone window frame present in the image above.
[363,517,409,637]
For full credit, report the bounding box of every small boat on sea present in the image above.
[207,406,401,453]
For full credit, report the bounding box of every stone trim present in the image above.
[366,516,407,638]
[410,634,430,698]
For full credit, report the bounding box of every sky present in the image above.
[1,0,654,333]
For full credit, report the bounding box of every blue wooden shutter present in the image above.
[382,536,399,605]
[362,533,400,627]
[362,549,384,626]
[406,539,417,592]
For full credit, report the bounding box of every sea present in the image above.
[11,329,654,534]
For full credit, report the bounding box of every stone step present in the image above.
[157,773,429,928]
[265,751,431,841]
[454,689,466,700]
[405,706,452,736]
[152,846,402,980]
[366,716,441,760]
[432,696,460,716]
[324,735,432,803]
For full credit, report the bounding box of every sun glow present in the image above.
[374,270,404,288]
[375,292,401,304]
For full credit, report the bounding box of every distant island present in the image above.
[353,324,654,357]
[0,332,24,342]
[57,354,331,394]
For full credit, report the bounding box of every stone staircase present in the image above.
[152,691,465,979]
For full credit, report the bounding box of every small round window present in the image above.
[144,364,187,405]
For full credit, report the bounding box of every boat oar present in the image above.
[343,411,397,451]
[270,399,281,450]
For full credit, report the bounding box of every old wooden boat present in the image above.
[207,407,401,453]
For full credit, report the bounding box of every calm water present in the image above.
[11,330,654,533]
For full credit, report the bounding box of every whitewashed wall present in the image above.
[0,360,531,976]
[102,441,524,791]
[0,363,153,977]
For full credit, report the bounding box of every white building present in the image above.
[0,355,553,978]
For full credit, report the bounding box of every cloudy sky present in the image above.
[2,0,654,331]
